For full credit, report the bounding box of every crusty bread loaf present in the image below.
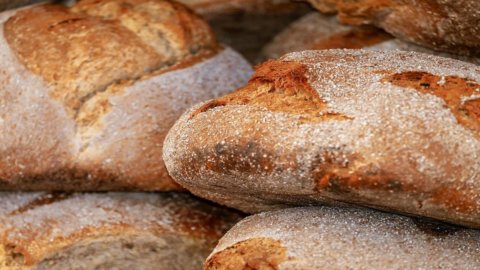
[178,0,309,63]
[0,0,252,191]
[164,49,480,228]
[205,207,480,269]
[260,12,480,64]
[305,0,480,56]
[0,192,242,269]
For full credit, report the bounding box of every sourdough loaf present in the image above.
[260,12,480,64]
[206,207,480,269]
[0,192,242,269]
[305,0,480,56]
[0,0,252,191]
[164,49,480,228]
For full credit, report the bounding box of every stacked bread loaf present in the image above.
[0,0,252,268]
[2,0,480,269]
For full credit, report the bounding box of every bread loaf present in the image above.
[0,192,242,269]
[164,49,480,228]
[305,0,480,56]
[178,0,309,62]
[206,207,480,269]
[260,12,480,64]
[0,0,253,191]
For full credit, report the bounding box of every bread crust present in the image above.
[206,207,480,269]
[0,1,253,191]
[164,49,480,228]
[306,0,480,56]
[0,192,242,269]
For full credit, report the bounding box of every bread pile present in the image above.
[1,0,480,269]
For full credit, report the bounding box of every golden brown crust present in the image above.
[193,60,350,122]
[4,0,217,119]
[204,237,288,270]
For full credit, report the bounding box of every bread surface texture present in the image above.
[205,207,480,270]
[0,192,242,269]
[0,0,253,191]
[164,49,480,228]
[306,0,480,56]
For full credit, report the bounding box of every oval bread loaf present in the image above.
[0,0,253,191]
[164,49,480,228]
[0,192,242,270]
[306,0,480,56]
[205,207,480,270]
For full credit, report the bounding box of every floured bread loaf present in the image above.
[305,0,480,56]
[260,12,480,64]
[205,207,480,270]
[177,0,309,62]
[0,0,252,191]
[164,49,480,228]
[0,192,242,270]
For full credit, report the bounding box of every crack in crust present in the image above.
[383,71,480,136]
[8,192,73,216]
[205,237,288,270]
[4,0,218,131]
[192,60,352,122]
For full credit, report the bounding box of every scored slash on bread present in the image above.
[0,192,243,269]
[205,207,480,269]
[0,0,253,191]
[164,49,480,228]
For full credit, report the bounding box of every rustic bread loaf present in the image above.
[0,192,242,270]
[205,207,480,269]
[164,49,480,228]
[178,0,309,63]
[305,0,480,56]
[0,0,252,191]
[260,12,480,64]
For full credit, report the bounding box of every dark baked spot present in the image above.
[186,141,275,176]
[191,60,352,122]
[9,192,72,216]
[383,71,480,135]
[204,237,288,270]
[311,26,393,50]
[4,243,26,266]
[412,218,461,237]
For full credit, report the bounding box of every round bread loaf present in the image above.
[305,0,480,56]
[260,12,480,64]
[0,0,252,191]
[205,207,480,269]
[0,192,242,269]
[164,49,480,228]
